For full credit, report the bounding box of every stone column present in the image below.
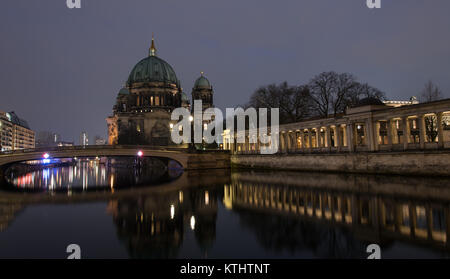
[418,114,426,149]
[402,117,409,150]
[342,125,347,148]
[335,125,342,152]
[364,120,372,150]
[326,126,332,151]
[347,123,355,152]
[374,121,380,151]
[245,136,249,153]
[307,129,312,151]
[387,119,393,147]
[291,131,297,152]
[437,112,444,149]
[367,119,376,151]
[279,133,284,154]
[284,133,289,153]
[286,133,291,153]
[315,127,321,149]
[299,130,305,153]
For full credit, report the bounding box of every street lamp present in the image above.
[189,115,195,152]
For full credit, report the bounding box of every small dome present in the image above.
[181,92,189,102]
[354,97,385,107]
[118,87,130,95]
[194,74,211,89]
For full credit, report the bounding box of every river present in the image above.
[0,157,449,259]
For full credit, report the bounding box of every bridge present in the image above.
[0,145,230,172]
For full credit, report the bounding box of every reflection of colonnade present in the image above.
[223,99,450,154]
[224,177,450,250]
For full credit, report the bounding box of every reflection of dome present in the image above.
[354,97,385,107]
[194,74,211,89]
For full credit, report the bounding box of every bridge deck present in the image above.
[0,145,230,170]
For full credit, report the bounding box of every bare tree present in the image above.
[420,80,442,102]
[245,72,386,123]
[308,72,385,118]
[247,82,312,124]
[307,72,339,117]
[418,81,443,142]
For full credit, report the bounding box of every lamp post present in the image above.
[189,115,195,152]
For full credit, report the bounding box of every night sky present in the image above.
[1,0,449,143]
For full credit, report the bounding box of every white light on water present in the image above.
[170,204,175,219]
[190,216,196,230]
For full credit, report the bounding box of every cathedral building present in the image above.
[106,37,214,146]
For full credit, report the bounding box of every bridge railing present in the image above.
[0,145,230,156]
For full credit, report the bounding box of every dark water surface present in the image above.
[1,159,450,259]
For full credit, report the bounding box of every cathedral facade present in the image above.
[106,37,214,146]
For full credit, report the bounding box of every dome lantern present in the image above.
[149,33,157,57]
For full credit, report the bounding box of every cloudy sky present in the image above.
[1,0,449,143]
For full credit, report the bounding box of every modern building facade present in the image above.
[106,36,214,146]
[80,131,88,146]
[0,111,35,151]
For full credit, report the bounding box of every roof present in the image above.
[353,97,385,107]
[194,75,212,89]
[127,55,179,86]
[7,111,30,129]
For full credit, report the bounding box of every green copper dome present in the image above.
[118,87,130,95]
[127,55,179,86]
[181,92,189,102]
[194,74,211,89]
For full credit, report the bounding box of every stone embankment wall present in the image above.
[231,151,450,176]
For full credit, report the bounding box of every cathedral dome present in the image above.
[127,56,179,86]
[193,73,211,89]
[126,37,179,87]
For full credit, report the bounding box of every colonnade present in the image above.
[223,99,450,154]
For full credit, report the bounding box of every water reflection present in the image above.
[6,157,180,192]
[1,167,450,258]
[108,185,218,258]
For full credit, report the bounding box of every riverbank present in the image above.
[231,151,450,176]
